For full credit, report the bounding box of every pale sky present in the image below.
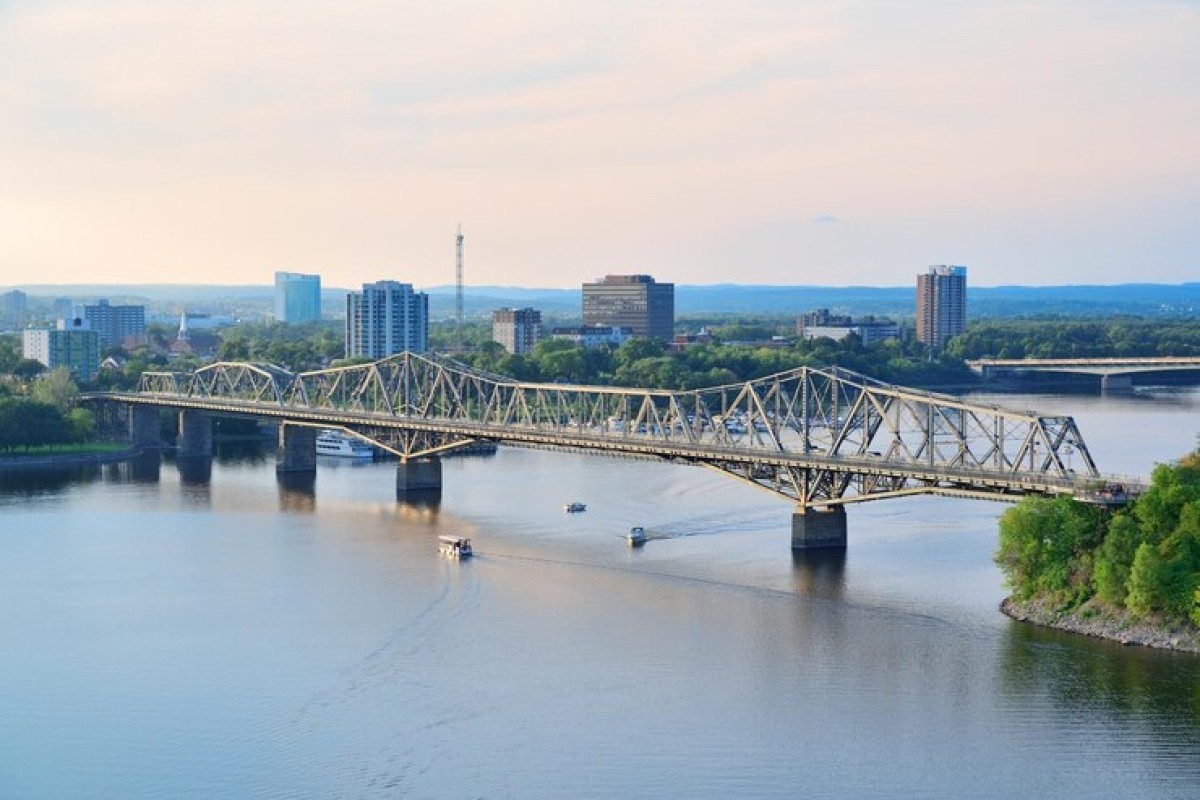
[1,0,1198,289]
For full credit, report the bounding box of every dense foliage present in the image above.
[216,321,344,370]
[996,452,1200,627]
[454,335,973,390]
[947,319,1200,360]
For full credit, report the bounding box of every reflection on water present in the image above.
[791,547,847,600]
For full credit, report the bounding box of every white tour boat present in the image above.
[315,430,374,459]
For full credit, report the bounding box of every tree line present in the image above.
[996,452,1200,628]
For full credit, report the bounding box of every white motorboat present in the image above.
[316,429,374,459]
[564,501,587,513]
[438,535,473,558]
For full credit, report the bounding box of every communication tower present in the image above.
[455,224,464,348]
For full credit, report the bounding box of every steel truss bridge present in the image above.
[94,352,1129,511]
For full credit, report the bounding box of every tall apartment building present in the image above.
[22,318,101,380]
[492,307,542,355]
[274,271,322,323]
[345,281,428,359]
[83,299,146,348]
[916,265,967,349]
[582,274,674,340]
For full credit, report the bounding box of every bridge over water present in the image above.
[92,353,1133,549]
[967,356,1200,391]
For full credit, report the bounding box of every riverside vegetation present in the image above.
[996,449,1200,650]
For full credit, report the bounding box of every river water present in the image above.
[1,390,1198,798]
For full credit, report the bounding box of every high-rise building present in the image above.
[345,281,429,359]
[1,289,27,323]
[582,274,674,340]
[83,299,146,347]
[492,307,542,355]
[916,265,967,349]
[274,272,322,323]
[22,318,101,380]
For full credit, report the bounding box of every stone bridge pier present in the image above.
[396,456,442,498]
[276,424,317,474]
[1100,374,1134,393]
[792,505,847,550]
[129,406,162,450]
[177,410,212,458]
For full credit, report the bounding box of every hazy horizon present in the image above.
[2,2,1197,289]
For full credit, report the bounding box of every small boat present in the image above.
[564,501,587,513]
[438,535,473,559]
[626,526,646,546]
[316,429,374,459]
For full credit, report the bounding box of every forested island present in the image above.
[996,451,1200,651]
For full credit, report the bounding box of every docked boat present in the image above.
[315,429,374,459]
[564,501,587,513]
[626,526,646,546]
[438,535,473,558]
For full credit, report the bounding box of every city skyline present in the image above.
[2,1,1197,289]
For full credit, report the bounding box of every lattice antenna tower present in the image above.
[455,223,464,349]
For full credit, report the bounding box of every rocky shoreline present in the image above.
[1001,597,1200,654]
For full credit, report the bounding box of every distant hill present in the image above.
[5,282,1198,321]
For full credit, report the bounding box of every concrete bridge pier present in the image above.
[396,457,442,498]
[791,505,847,550]
[276,425,317,474]
[1100,374,1134,393]
[177,410,213,458]
[130,406,162,450]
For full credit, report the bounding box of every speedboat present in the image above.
[316,429,374,459]
[438,535,473,559]
[564,501,587,513]
[626,526,646,546]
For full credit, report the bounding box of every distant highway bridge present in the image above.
[90,353,1136,549]
[967,356,1200,391]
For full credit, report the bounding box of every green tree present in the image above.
[30,367,79,413]
[1126,542,1166,617]
[995,495,1105,604]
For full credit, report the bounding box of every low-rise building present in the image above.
[796,309,900,346]
[549,325,632,348]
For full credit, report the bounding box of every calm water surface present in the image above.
[1,389,1198,798]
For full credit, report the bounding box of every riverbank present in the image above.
[1001,597,1200,654]
[0,445,141,471]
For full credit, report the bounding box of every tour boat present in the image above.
[564,501,587,513]
[315,429,374,459]
[626,526,646,546]
[438,535,473,559]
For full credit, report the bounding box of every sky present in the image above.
[1,0,1198,290]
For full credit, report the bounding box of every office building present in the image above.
[345,281,428,359]
[582,274,674,340]
[83,299,146,348]
[492,307,542,355]
[274,271,322,323]
[797,309,900,347]
[22,318,101,380]
[916,265,967,349]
